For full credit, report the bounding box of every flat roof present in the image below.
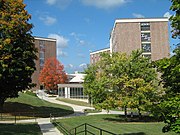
[115,17,168,23]
[90,48,110,55]
[34,36,56,42]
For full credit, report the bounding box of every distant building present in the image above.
[90,18,170,63]
[32,37,56,90]
[58,72,88,101]
[90,48,110,64]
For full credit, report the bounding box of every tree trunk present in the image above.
[0,98,5,113]
[124,105,127,119]
[138,108,142,119]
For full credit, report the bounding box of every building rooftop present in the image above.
[68,72,86,83]
[90,47,110,55]
[34,36,56,42]
[115,17,168,23]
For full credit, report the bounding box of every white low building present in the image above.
[57,72,88,100]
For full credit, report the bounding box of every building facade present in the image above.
[110,18,170,61]
[58,72,88,101]
[32,37,56,90]
[90,48,110,64]
[90,18,170,63]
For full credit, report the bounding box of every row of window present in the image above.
[58,87,88,99]
[141,22,151,59]
[39,40,45,69]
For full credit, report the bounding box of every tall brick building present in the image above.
[32,37,56,90]
[90,18,170,64]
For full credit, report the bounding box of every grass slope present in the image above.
[54,114,177,135]
[2,92,74,117]
[0,123,42,135]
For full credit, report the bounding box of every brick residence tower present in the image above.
[32,37,56,90]
[90,18,170,64]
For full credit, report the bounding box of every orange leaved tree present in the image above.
[39,57,67,91]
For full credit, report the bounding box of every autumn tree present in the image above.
[39,57,67,91]
[0,0,37,111]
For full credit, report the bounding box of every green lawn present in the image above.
[53,114,177,135]
[2,92,74,118]
[56,98,92,107]
[0,123,42,135]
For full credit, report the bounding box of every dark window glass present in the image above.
[141,33,151,42]
[142,43,151,52]
[141,22,150,31]
[143,54,151,59]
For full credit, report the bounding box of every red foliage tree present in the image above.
[39,57,67,90]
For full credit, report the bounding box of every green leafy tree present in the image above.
[156,48,180,133]
[169,0,180,39]
[84,51,159,118]
[153,0,180,133]
[0,0,37,111]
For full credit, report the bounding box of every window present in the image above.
[143,54,151,59]
[141,33,151,42]
[40,59,44,66]
[39,40,45,69]
[142,43,151,52]
[141,22,150,31]
[40,52,44,58]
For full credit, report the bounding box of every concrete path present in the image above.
[0,93,124,135]
[40,95,94,113]
[37,118,63,135]
[35,94,95,135]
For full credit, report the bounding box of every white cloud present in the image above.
[81,0,128,9]
[39,15,57,25]
[48,34,68,48]
[46,0,56,5]
[79,63,87,68]
[70,32,86,46]
[66,64,74,68]
[58,50,68,57]
[163,12,172,19]
[48,34,69,57]
[46,0,72,9]
[132,13,145,18]
[79,40,85,45]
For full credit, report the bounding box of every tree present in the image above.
[153,0,180,133]
[0,0,37,111]
[169,0,180,39]
[39,57,67,91]
[84,51,160,118]
[155,48,180,133]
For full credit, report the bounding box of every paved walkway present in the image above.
[1,93,124,135]
[36,94,95,135]
[37,118,63,135]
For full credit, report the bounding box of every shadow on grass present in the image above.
[104,115,160,123]
[2,102,74,118]
[0,123,42,135]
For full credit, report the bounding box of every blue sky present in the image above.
[24,0,177,73]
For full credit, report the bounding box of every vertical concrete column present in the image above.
[65,87,68,98]
[67,87,70,98]
[57,88,60,97]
